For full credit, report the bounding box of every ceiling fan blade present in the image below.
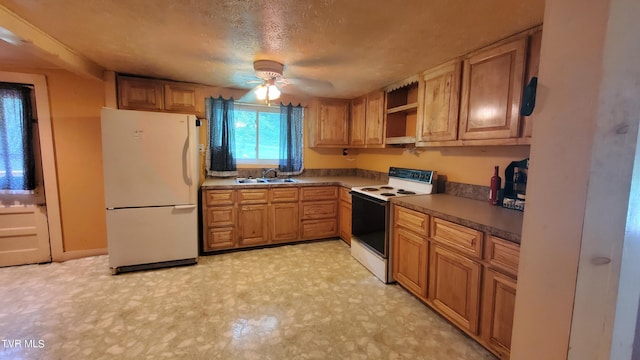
[285,77,334,92]
[238,85,260,103]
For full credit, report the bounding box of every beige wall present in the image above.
[0,66,107,253]
[511,0,640,358]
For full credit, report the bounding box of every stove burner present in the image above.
[380,186,394,190]
[361,187,379,191]
[380,193,396,197]
[397,189,416,195]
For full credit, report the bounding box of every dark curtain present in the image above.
[206,96,238,177]
[278,104,304,175]
[0,83,35,191]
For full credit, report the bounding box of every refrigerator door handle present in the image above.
[174,204,197,210]
[183,120,193,187]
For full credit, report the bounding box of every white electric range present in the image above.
[350,167,437,283]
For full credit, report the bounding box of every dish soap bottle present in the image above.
[489,166,501,205]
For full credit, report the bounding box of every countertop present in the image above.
[201,176,387,189]
[391,194,523,244]
[201,176,523,244]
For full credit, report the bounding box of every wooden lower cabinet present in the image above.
[238,204,269,246]
[206,227,235,251]
[339,200,352,244]
[481,268,517,359]
[301,218,338,239]
[428,243,482,335]
[393,227,428,299]
[271,203,299,242]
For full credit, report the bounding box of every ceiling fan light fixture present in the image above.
[255,78,281,101]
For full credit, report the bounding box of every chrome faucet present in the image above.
[262,168,277,178]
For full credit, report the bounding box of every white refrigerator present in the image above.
[101,108,198,274]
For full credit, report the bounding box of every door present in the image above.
[417,60,462,142]
[238,204,269,246]
[0,77,53,267]
[482,268,517,358]
[271,203,299,242]
[101,108,197,207]
[350,97,366,146]
[365,91,385,146]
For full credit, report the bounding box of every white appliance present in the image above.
[350,167,437,283]
[101,108,199,274]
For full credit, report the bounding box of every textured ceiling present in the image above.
[0,0,544,99]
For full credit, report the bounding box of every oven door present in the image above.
[350,191,389,258]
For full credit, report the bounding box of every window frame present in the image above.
[234,103,281,166]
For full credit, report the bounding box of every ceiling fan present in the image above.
[241,59,333,104]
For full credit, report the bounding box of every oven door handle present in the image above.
[350,191,388,205]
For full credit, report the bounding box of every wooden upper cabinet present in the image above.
[118,76,164,111]
[459,37,527,140]
[350,97,366,147]
[417,60,462,143]
[164,83,197,113]
[310,99,350,147]
[117,75,199,114]
[365,91,385,146]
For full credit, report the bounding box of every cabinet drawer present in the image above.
[394,205,429,235]
[205,227,235,251]
[300,186,338,201]
[237,188,269,204]
[301,200,338,220]
[205,190,234,206]
[339,187,352,202]
[486,236,520,277]
[430,217,483,259]
[301,218,338,239]
[207,206,235,227]
[269,188,299,203]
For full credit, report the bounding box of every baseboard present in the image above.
[55,247,108,262]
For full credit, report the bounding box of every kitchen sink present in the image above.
[234,178,297,184]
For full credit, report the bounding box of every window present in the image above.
[0,83,36,193]
[234,104,281,164]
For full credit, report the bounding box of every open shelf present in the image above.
[387,102,418,114]
[385,81,419,147]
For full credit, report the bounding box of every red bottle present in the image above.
[489,166,501,205]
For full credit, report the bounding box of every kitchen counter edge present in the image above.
[201,176,386,189]
[391,194,523,244]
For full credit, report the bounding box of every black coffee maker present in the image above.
[503,158,528,211]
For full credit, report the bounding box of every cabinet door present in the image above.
[238,204,269,246]
[365,91,385,146]
[314,100,350,146]
[301,200,338,220]
[164,84,197,112]
[429,244,482,334]
[205,227,235,251]
[459,38,527,140]
[271,203,299,243]
[350,97,366,147]
[300,186,338,201]
[339,199,352,244]
[393,227,428,299]
[482,268,517,359]
[118,77,164,111]
[417,60,461,142]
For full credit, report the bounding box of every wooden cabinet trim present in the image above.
[481,268,517,358]
[458,37,527,140]
[486,235,520,278]
[417,59,462,143]
[300,186,338,201]
[429,243,482,334]
[394,205,429,235]
[269,188,299,203]
[237,188,269,204]
[430,217,484,259]
[205,189,235,206]
[393,226,429,299]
